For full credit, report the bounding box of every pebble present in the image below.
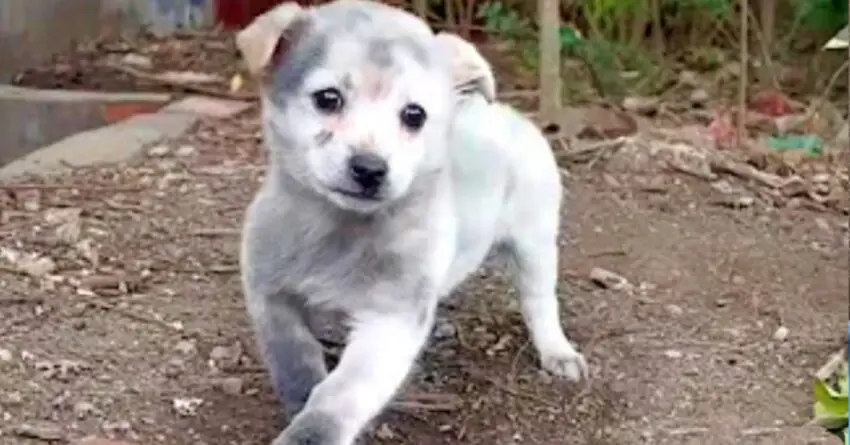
[13,422,64,441]
[5,391,23,405]
[664,349,683,359]
[73,401,98,419]
[173,398,204,417]
[665,304,683,316]
[146,145,171,158]
[0,348,12,362]
[74,437,138,445]
[374,423,395,440]
[175,145,197,157]
[589,267,633,291]
[773,326,789,342]
[432,319,457,340]
[216,377,244,396]
[174,340,197,356]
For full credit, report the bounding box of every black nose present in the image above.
[348,153,388,190]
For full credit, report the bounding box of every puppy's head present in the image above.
[238,0,475,213]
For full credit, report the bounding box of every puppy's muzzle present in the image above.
[348,153,388,196]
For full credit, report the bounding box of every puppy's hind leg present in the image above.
[503,220,589,382]
[251,296,328,418]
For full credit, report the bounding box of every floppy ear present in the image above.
[235,2,311,77]
[435,32,497,103]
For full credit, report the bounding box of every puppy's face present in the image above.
[241,1,456,213]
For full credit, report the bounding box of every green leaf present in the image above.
[559,26,584,50]
[767,135,824,157]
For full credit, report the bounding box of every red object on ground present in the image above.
[214,0,326,29]
[100,102,165,124]
[749,90,795,117]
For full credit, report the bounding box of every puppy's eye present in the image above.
[311,88,344,114]
[400,103,427,131]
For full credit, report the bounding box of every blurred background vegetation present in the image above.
[371,0,848,107]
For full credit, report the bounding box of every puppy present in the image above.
[236,2,588,444]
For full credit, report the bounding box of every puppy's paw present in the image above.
[539,343,589,382]
[271,411,342,445]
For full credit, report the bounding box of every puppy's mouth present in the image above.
[330,187,383,202]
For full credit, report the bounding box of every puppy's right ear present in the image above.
[435,32,497,103]
[235,2,311,77]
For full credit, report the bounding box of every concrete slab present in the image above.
[0,85,172,166]
[0,111,199,182]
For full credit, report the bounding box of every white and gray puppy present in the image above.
[236,2,588,444]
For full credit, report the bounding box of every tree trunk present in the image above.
[538,0,562,122]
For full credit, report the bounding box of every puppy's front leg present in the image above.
[271,306,435,445]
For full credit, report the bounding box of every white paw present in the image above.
[539,345,589,382]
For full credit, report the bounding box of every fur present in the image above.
[237,2,587,444]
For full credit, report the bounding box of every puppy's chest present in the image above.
[282,226,424,306]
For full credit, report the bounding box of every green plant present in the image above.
[811,349,849,444]
[477,1,533,41]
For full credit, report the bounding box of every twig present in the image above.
[665,159,718,181]
[463,367,561,409]
[83,297,182,332]
[740,426,782,436]
[583,248,627,258]
[736,0,749,151]
[814,348,847,381]
[101,62,257,101]
[390,392,464,412]
[557,137,631,164]
[666,427,709,436]
[709,157,784,188]
[190,228,241,237]
[787,59,850,135]
[0,184,144,193]
[0,296,45,305]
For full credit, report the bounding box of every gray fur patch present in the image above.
[271,410,342,445]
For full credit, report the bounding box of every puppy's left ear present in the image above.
[435,32,496,102]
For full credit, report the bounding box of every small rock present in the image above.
[175,145,197,157]
[622,96,659,115]
[812,173,831,184]
[432,319,456,340]
[101,420,132,434]
[208,343,242,370]
[174,340,197,356]
[773,113,808,134]
[773,326,789,342]
[13,422,64,441]
[163,358,186,378]
[374,423,396,440]
[146,145,171,158]
[589,267,633,291]
[216,377,244,396]
[665,304,683,316]
[74,436,138,445]
[814,218,831,232]
[6,391,23,405]
[678,70,701,87]
[714,298,731,308]
[73,401,98,419]
[209,346,232,362]
[689,89,710,106]
[663,349,683,359]
[0,348,12,362]
[779,176,808,197]
[120,53,153,69]
[173,397,204,417]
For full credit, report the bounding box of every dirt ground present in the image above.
[3,26,849,445]
[0,106,846,445]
